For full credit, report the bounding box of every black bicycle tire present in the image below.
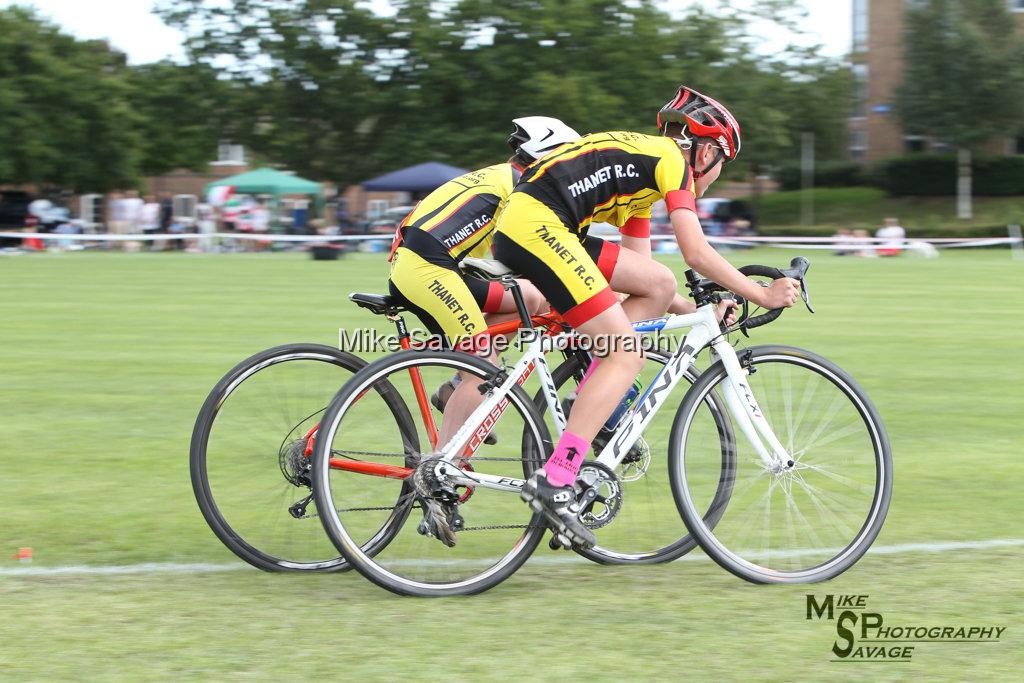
[668,345,893,584]
[312,348,552,596]
[190,343,417,572]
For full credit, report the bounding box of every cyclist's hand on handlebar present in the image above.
[716,299,738,326]
[761,277,801,309]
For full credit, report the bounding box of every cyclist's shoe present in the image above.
[430,375,460,412]
[520,470,596,549]
[431,374,497,445]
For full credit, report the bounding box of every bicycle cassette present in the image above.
[575,462,622,530]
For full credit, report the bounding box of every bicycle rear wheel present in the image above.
[536,350,736,564]
[313,349,550,596]
[190,343,416,572]
[669,345,892,583]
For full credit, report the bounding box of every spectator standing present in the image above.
[140,195,161,250]
[159,192,173,233]
[196,203,216,252]
[122,190,144,252]
[250,201,270,251]
[106,192,126,249]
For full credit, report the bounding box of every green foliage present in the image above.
[874,154,1024,197]
[777,161,866,191]
[974,155,1024,196]
[874,154,959,196]
[125,62,240,175]
[898,0,1024,151]
[0,1,856,191]
[0,7,141,192]
[156,0,854,184]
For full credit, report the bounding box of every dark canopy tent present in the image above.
[361,162,468,197]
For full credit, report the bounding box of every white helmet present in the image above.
[507,116,580,165]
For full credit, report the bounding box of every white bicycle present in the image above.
[311,256,893,596]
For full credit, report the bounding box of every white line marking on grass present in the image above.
[0,561,251,577]
[2,539,1022,577]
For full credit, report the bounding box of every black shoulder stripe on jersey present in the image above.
[423,192,502,252]
[408,185,476,230]
[527,149,663,230]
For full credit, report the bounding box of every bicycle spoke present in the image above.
[676,350,890,582]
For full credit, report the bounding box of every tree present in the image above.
[158,0,853,190]
[897,0,1024,218]
[126,61,241,175]
[0,7,142,192]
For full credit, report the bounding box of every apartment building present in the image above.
[848,0,1024,163]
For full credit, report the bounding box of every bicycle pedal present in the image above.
[548,533,572,551]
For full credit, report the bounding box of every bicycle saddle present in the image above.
[460,257,518,281]
[349,292,406,316]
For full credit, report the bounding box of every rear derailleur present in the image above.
[413,458,465,547]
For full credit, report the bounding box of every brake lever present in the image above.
[800,276,814,314]
[782,257,814,314]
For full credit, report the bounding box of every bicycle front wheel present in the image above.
[669,345,892,583]
[313,349,551,596]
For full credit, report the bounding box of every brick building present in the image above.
[848,0,1024,163]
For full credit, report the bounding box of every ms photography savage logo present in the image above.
[806,594,1006,663]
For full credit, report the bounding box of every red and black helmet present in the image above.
[658,85,742,163]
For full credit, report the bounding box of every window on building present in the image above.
[850,129,867,161]
[367,199,389,219]
[904,136,926,153]
[216,143,245,164]
[853,0,869,52]
[851,64,868,118]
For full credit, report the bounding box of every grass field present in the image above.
[2,248,1022,680]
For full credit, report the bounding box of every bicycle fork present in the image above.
[712,340,793,471]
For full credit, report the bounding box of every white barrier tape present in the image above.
[2,231,1021,250]
[0,231,379,242]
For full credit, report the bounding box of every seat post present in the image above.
[392,314,412,348]
[505,277,533,330]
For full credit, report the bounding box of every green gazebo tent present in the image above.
[206,167,323,231]
[206,167,322,195]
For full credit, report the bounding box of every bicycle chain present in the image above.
[318,452,545,531]
[331,449,543,465]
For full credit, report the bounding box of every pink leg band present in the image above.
[544,431,591,487]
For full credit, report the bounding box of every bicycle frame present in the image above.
[433,303,794,494]
[323,311,572,479]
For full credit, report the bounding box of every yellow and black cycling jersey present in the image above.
[514,131,696,235]
[394,163,519,262]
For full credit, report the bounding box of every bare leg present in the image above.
[608,247,678,322]
[437,279,544,447]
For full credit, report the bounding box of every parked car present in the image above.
[366,205,416,235]
[0,191,33,247]
[696,197,756,237]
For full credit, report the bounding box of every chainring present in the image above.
[575,461,622,530]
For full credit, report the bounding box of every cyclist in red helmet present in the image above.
[492,85,800,547]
